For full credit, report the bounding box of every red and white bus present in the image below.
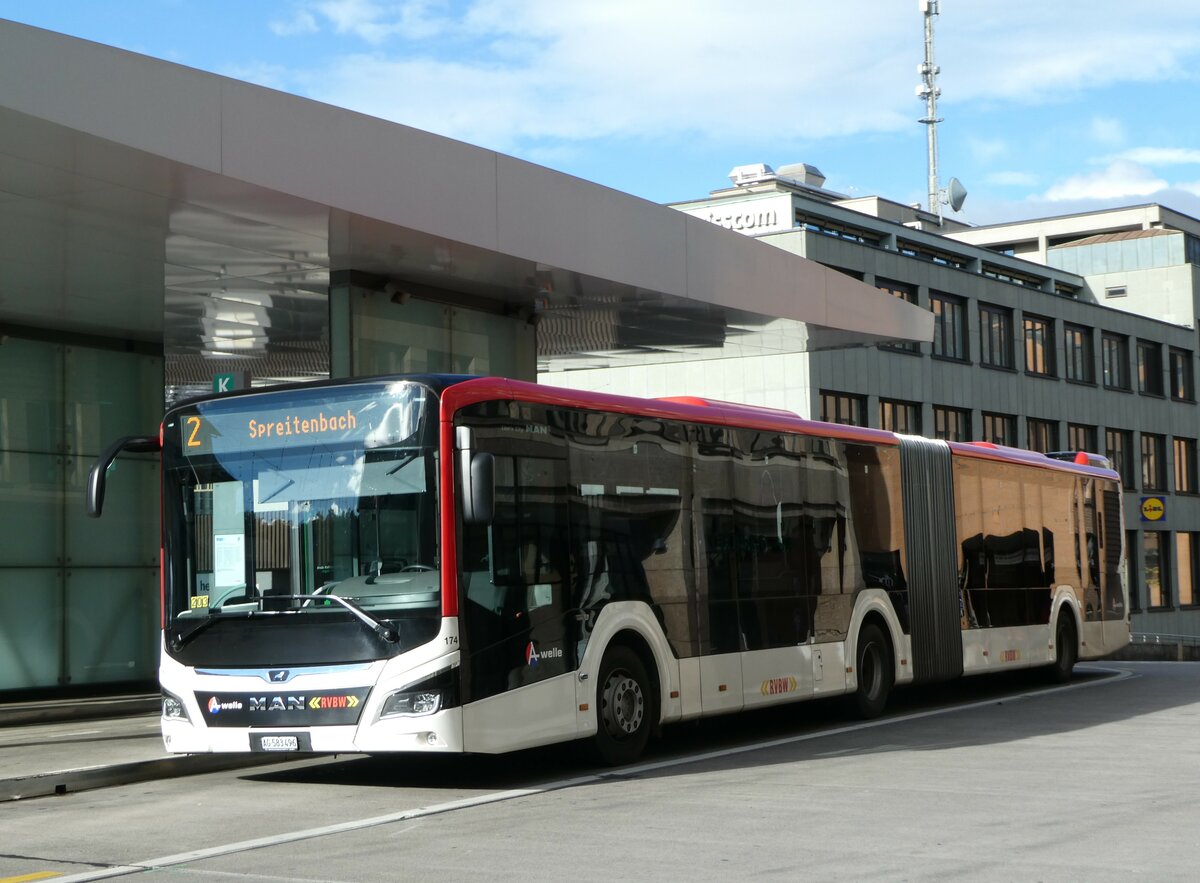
[88,375,1129,764]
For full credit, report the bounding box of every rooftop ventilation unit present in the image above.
[728,163,776,186]
[776,162,827,188]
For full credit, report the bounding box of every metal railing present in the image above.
[1132,632,1200,647]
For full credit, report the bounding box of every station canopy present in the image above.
[0,20,931,391]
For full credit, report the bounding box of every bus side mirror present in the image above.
[457,427,494,525]
[462,452,495,525]
[87,434,161,518]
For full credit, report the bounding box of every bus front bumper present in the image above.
[161,706,465,755]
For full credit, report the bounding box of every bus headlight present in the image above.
[381,690,442,718]
[378,667,458,719]
[162,690,190,722]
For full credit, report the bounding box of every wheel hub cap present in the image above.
[602,673,644,738]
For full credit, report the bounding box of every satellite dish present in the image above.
[946,177,968,212]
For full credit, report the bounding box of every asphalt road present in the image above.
[1,661,1196,882]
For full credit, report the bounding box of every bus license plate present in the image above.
[258,735,299,751]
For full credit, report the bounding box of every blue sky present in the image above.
[6,1,1200,225]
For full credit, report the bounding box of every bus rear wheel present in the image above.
[593,645,654,766]
[852,622,893,719]
[1049,612,1078,683]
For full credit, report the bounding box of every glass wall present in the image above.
[350,293,535,380]
[0,336,162,694]
[1048,231,1186,274]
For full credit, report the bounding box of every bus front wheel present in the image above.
[593,645,654,766]
[1049,612,1078,683]
[852,622,893,719]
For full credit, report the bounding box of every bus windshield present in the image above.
[161,381,441,658]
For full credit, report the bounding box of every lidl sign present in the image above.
[1140,496,1166,522]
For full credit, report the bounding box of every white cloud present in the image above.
[1088,116,1125,146]
[237,0,1200,216]
[938,4,1200,103]
[984,171,1038,188]
[314,0,449,43]
[262,1,1200,154]
[966,137,1007,164]
[1115,147,1200,166]
[1044,161,1168,201]
[301,3,923,149]
[269,10,320,37]
[316,0,391,42]
[271,1,452,42]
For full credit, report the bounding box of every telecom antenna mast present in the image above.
[918,0,943,222]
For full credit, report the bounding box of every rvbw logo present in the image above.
[525,642,563,666]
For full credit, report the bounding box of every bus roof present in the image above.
[440,376,1122,482]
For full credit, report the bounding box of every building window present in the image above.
[1178,533,1198,607]
[1027,418,1058,454]
[1137,339,1164,396]
[1141,432,1166,490]
[981,412,1016,446]
[1144,531,1170,608]
[1106,428,1134,485]
[1068,423,1097,454]
[1023,315,1055,376]
[880,399,921,434]
[1105,286,1127,298]
[1127,530,1141,611]
[930,292,967,361]
[820,390,866,427]
[1102,332,1130,390]
[879,280,919,352]
[1176,437,1198,494]
[1064,323,1094,383]
[979,303,1013,369]
[934,406,970,442]
[1170,348,1194,401]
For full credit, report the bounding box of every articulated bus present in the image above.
[88,375,1129,764]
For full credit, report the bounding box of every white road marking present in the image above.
[50,666,1134,882]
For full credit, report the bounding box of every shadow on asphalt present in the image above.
[243,662,1179,793]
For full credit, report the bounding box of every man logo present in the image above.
[269,670,289,682]
[248,696,305,711]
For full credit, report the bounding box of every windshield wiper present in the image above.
[386,452,418,475]
[169,605,251,651]
[170,593,397,651]
[288,593,399,644]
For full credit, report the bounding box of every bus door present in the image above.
[1097,481,1127,645]
[694,425,744,714]
[456,403,578,748]
[729,429,815,709]
[1076,478,1102,623]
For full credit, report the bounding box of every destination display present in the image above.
[177,384,429,458]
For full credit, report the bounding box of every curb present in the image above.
[1,753,305,802]
[0,696,160,728]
